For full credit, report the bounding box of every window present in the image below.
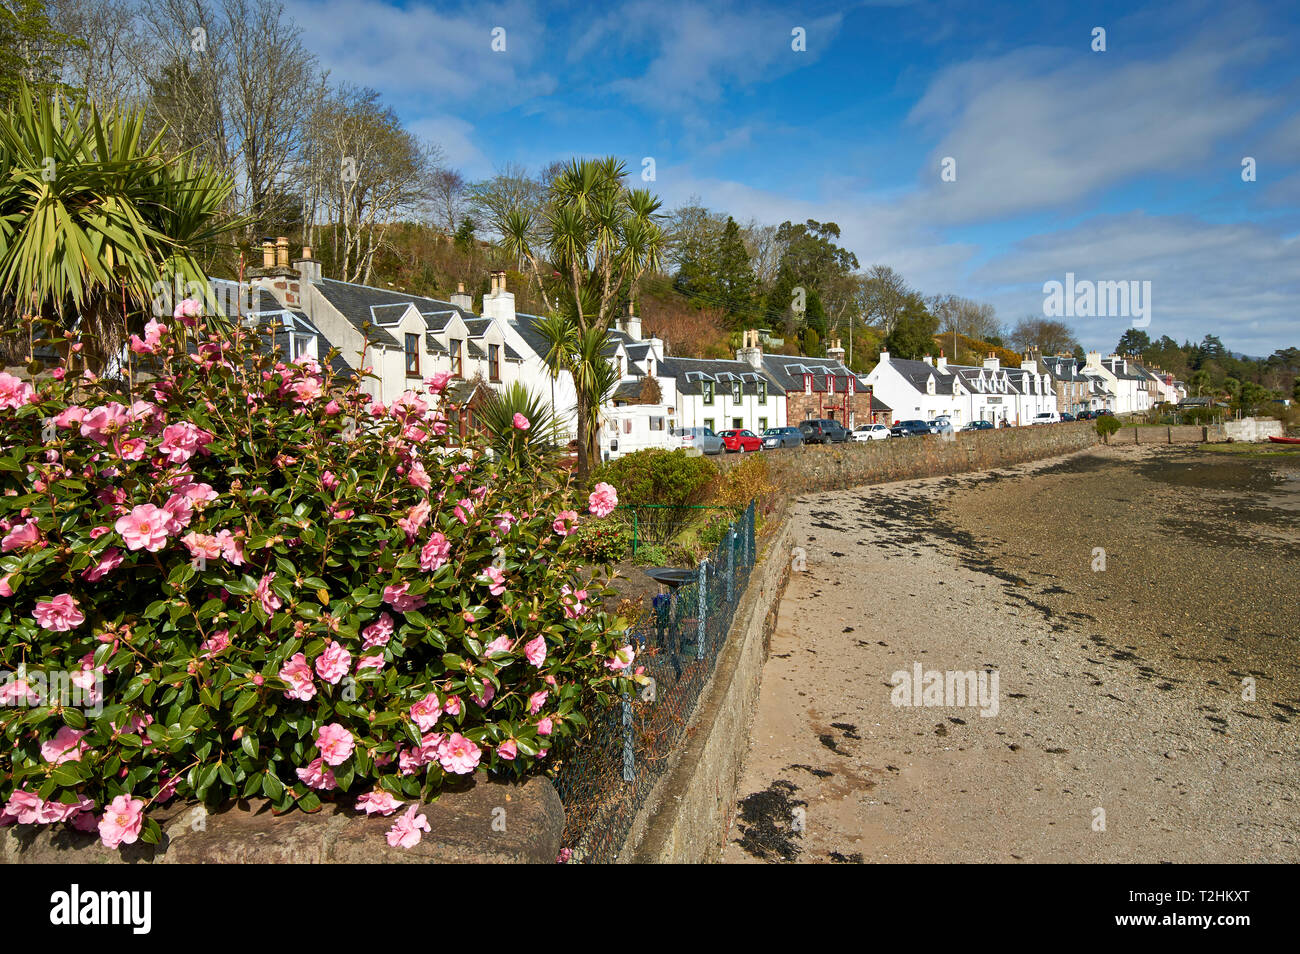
[488,343,500,382]
[732,417,742,429]
[702,381,714,405]
[616,356,624,377]
[623,419,632,434]
[758,417,767,431]
[293,335,312,360]
[731,381,742,405]
[650,417,665,431]
[704,418,714,432]
[404,334,420,376]
[758,381,767,405]
[647,358,654,376]
[450,339,463,377]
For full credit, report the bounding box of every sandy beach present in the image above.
[723,442,1300,863]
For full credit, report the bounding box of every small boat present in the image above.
[1267,435,1300,444]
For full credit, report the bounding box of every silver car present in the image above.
[671,426,725,455]
[762,426,803,448]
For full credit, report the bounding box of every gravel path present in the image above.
[722,443,1300,864]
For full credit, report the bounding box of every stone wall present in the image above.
[719,421,1101,493]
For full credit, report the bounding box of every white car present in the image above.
[851,423,891,442]
[1031,411,1061,425]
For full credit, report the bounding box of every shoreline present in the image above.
[722,443,1300,863]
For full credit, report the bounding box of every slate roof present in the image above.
[207,280,352,376]
[761,354,858,393]
[878,357,959,394]
[659,356,775,396]
[313,278,475,349]
[1041,355,1085,381]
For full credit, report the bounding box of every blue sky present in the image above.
[286,0,1300,355]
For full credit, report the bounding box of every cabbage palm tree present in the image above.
[0,84,240,367]
[476,380,561,465]
[499,156,665,475]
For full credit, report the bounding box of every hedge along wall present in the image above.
[717,422,1100,493]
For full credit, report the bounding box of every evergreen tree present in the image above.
[715,216,756,327]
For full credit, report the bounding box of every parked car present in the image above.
[799,419,850,444]
[717,428,763,453]
[928,418,954,435]
[670,426,725,455]
[762,426,803,449]
[961,420,995,431]
[1061,412,1076,422]
[1076,410,1095,420]
[1095,408,1114,417]
[890,419,932,437]
[851,423,891,442]
[1031,411,1061,425]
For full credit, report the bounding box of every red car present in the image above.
[718,429,763,453]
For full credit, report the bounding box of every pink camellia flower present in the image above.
[444,695,462,716]
[129,318,167,355]
[173,297,202,325]
[316,723,355,766]
[537,717,554,736]
[0,372,36,410]
[407,461,431,490]
[0,674,37,705]
[98,794,145,849]
[471,683,494,707]
[54,405,87,430]
[291,377,323,404]
[410,692,443,732]
[361,612,395,648]
[553,510,578,536]
[41,725,89,764]
[175,480,219,508]
[321,470,339,490]
[81,547,124,582]
[181,532,223,565]
[279,653,316,701]
[357,653,385,671]
[424,371,453,393]
[161,494,194,533]
[0,573,13,598]
[420,532,450,573]
[484,635,513,657]
[256,572,282,615]
[296,757,337,791]
[115,504,172,552]
[382,582,426,613]
[386,804,430,848]
[397,500,431,540]
[215,529,246,566]
[33,594,85,632]
[158,421,212,464]
[80,402,129,444]
[528,690,549,715]
[497,739,518,761]
[480,565,507,597]
[606,644,636,671]
[324,399,342,416]
[195,629,230,658]
[314,641,351,685]
[524,635,547,668]
[2,518,41,553]
[512,412,530,430]
[5,790,45,824]
[356,790,403,816]
[439,733,482,775]
[588,481,618,518]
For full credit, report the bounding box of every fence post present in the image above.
[726,525,736,605]
[621,692,634,783]
[632,509,638,557]
[696,559,707,660]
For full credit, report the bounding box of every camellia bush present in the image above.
[0,305,636,851]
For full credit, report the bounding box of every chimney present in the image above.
[481,271,515,324]
[936,352,947,372]
[261,240,275,269]
[624,300,641,340]
[275,236,290,268]
[983,352,1000,371]
[294,246,321,286]
[878,349,890,362]
[922,355,934,367]
[827,337,845,364]
[450,281,473,312]
[736,327,763,370]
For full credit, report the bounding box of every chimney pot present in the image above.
[275,236,289,268]
[302,245,312,260]
[261,241,275,269]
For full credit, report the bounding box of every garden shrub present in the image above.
[0,309,638,850]
[593,449,717,541]
[1095,415,1122,443]
[571,519,630,565]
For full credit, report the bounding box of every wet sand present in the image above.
[722,443,1300,863]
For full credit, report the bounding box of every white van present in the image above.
[1032,411,1061,425]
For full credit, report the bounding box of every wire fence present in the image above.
[553,500,758,863]
[612,503,739,555]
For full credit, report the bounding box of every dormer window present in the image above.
[758,381,767,404]
[731,381,742,405]
[803,373,812,394]
[404,333,420,377]
[702,381,714,405]
[450,339,463,377]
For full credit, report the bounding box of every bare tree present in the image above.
[468,162,547,243]
[426,167,467,235]
[741,219,781,291]
[858,264,912,335]
[50,0,151,109]
[1008,316,1079,355]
